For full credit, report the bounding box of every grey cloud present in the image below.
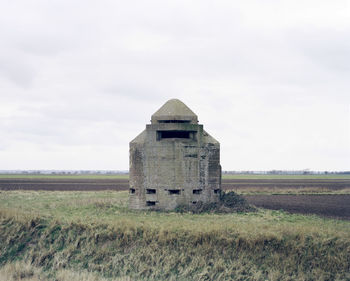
[0,0,349,169]
[290,29,350,72]
[306,44,350,73]
[0,57,36,88]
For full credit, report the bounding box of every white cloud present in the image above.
[0,0,349,170]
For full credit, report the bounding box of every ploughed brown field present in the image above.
[0,178,128,191]
[222,178,350,190]
[1,177,349,220]
[244,195,350,220]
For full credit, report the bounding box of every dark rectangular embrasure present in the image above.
[146,188,156,194]
[193,189,202,195]
[158,120,191,123]
[146,201,156,206]
[129,188,135,194]
[158,131,190,139]
[168,189,181,195]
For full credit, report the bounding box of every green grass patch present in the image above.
[0,190,349,280]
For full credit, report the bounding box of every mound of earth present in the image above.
[176,191,256,213]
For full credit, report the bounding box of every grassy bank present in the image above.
[0,191,349,280]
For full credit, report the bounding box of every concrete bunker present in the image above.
[129,98,221,210]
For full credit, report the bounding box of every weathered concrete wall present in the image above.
[129,99,221,210]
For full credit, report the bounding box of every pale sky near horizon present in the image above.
[0,0,349,171]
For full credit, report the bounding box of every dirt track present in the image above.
[1,177,349,220]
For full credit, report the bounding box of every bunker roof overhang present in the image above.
[151,99,198,124]
[147,123,202,132]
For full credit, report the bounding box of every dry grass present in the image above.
[0,261,42,281]
[0,261,132,281]
[0,190,350,280]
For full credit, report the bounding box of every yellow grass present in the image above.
[0,190,349,280]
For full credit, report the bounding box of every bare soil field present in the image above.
[222,178,350,190]
[1,177,349,191]
[1,177,349,220]
[0,178,128,191]
[244,195,350,220]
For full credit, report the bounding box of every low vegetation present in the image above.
[175,191,256,213]
[0,190,349,280]
[232,187,350,195]
[0,260,131,281]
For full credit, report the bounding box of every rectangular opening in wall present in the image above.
[129,188,135,194]
[146,201,156,206]
[158,120,191,123]
[192,201,197,204]
[157,131,191,140]
[214,189,221,194]
[146,188,156,194]
[168,189,181,195]
[193,189,202,195]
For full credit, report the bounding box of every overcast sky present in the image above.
[0,0,349,171]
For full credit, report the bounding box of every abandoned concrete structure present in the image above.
[129,99,221,210]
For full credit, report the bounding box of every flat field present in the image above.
[1,174,349,220]
[1,174,349,192]
[0,189,350,281]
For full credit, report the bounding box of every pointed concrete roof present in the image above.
[151,99,198,124]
